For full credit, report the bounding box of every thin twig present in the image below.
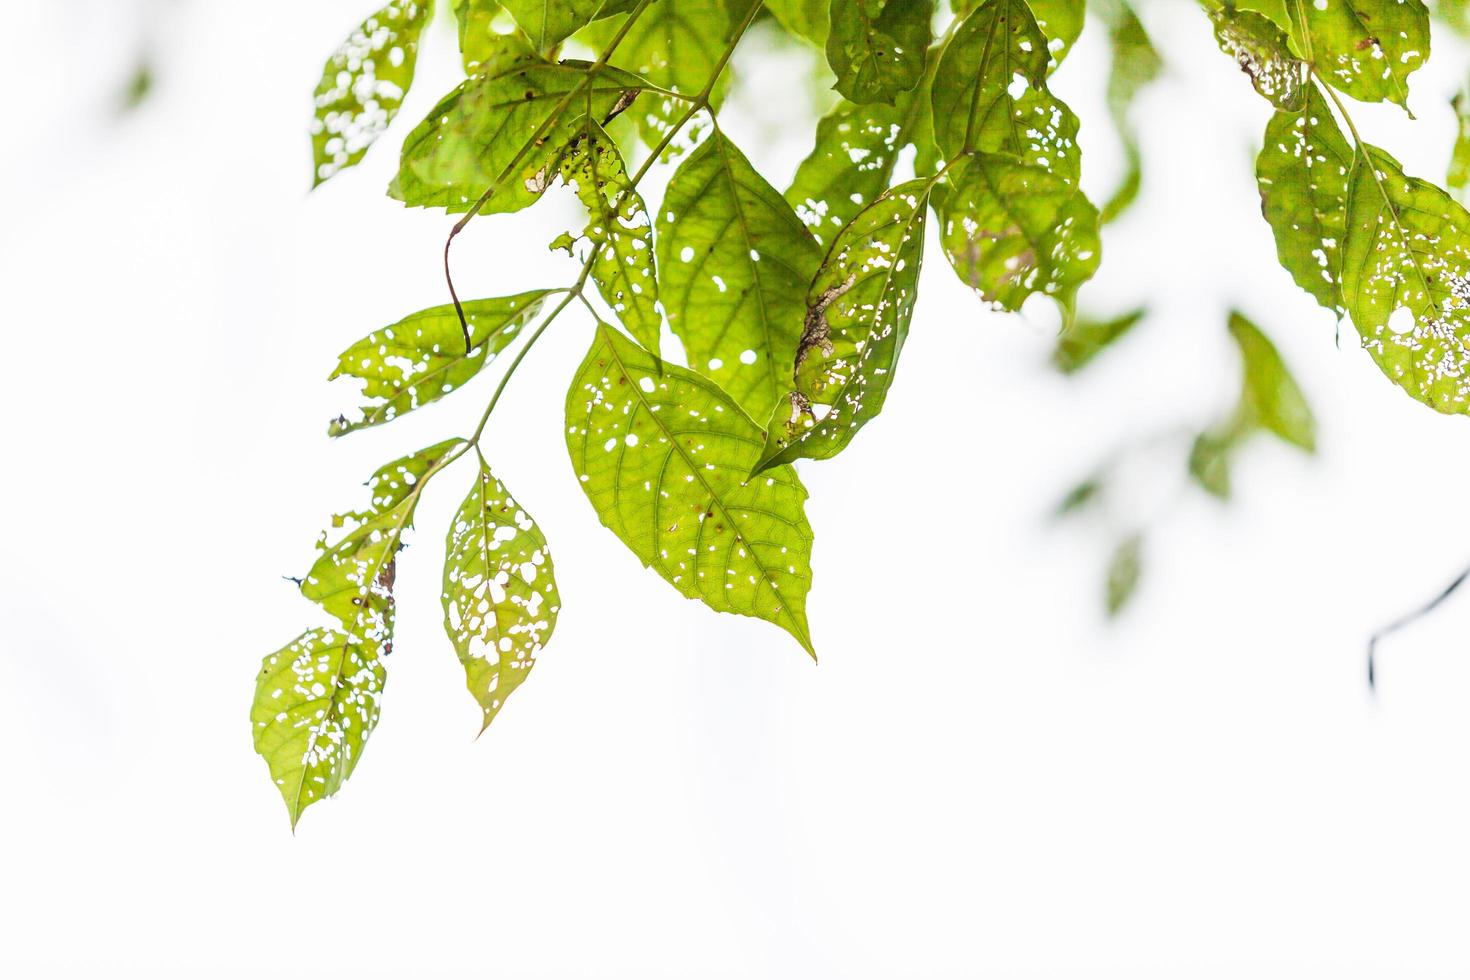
[1367,563,1470,691]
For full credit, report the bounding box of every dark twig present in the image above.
[1367,563,1470,691]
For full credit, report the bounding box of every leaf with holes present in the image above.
[1257,86,1352,315]
[657,131,823,421]
[329,291,553,436]
[252,628,387,828]
[1208,3,1307,111]
[756,179,927,471]
[1290,0,1430,111]
[566,321,816,656]
[443,460,558,732]
[826,0,934,105]
[1342,145,1470,414]
[953,0,1082,69]
[557,116,661,353]
[390,61,643,214]
[311,0,434,187]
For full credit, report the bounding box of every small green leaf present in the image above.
[328,291,553,436]
[765,0,830,46]
[657,131,823,422]
[557,116,662,354]
[453,0,540,74]
[253,628,387,828]
[303,439,467,634]
[499,0,636,53]
[1053,477,1103,519]
[1105,534,1143,617]
[1188,429,1236,500]
[390,61,643,214]
[566,321,816,656]
[1256,86,1352,316]
[1342,144,1470,413]
[1208,3,1308,112]
[825,0,934,105]
[1450,90,1470,202]
[1292,0,1430,111]
[1052,308,1145,374]
[1229,311,1317,452]
[757,179,928,471]
[311,0,434,187]
[1099,2,1162,224]
[443,460,558,732]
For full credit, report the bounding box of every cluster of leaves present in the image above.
[253,0,1470,826]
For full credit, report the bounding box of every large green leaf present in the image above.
[580,0,734,152]
[1342,145,1470,413]
[499,0,636,52]
[1208,3,1308,111]
[328,291,553,436]
[566,321,816,656]
[390,61,643,214]
[252,628,387,828]
[453,0,541,73]
[556,116,662,354]
[311,0,434,187]
[1099,1,1162,224]
[302,439,467,636]
[442,459,558,732]
[765,0,830,46]
[656,131,823,422]
[1256,87,1352,316]
[756,179,928,470]
[825,0,934,105]
[1293,0,1429,110]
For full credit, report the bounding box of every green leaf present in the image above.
[453,0,541,74]
[252,628,387,828]
[1052,477,1103,519]
[1100,2,1162,224]
[557,116,662,354]
[390,61,644,214]
[1025,0,1086,69]
[1292,0,1430,111]
[566,321,816,656]
[1105,534,1143,617]
[1053,308,1145,374]
[825,0,934,105]
[1229,311,1318,452]
[303,439,467,634]
[311,0,435,187]
[579,0,735,152]
[1450,90,1470,202]
[756,179,928,470]
[786,87,929,247]
[1256,86,1352,316]
[657,131,823,422]
[499,0,636,53]
[1208,3,1308,111]
[934,155,1102,314]
[443,459,558,732]
[328,291,553,436]
[765,0,830,46]
[1342,144,1470,413]
[1188,429,1236,500]
[933,0,1051,160]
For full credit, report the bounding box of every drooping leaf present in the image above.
[825,0,934,105]
[556,116,662,354]
[1099,2,1163,224]
[1256,86,1352,316]
[303,439,467,635]
[566,321,817,655]
[442,459,558,732]
[657,131,823,422]
[1291,0,1430,111]
[390,61,644,214]
[756,179,928,471]
[579,0,734,152]
[1053,308,1146,374]
[1105,534,1143,617]
[765,0,830,46]
[328,291,553,436]
[252,628,388,828]
[311,0,435,187]
[453,0,540,74]
[1342,144,1470,413]
[786,86,929,247]
[1208,3,1308,111]
[499,0,636,53]
[1229,311,1318,452]
[1450,90,1470,202]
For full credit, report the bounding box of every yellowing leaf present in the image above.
[566,321,816,656]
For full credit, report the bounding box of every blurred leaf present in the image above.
[1450,90,1470,202]
[765,0,830,45]
[1053,478,1103,519]
[1105,534,1143,617]
[1188,429,1236,500]
[566,321,817,656]
[390,61,643,214]
[328,291,552,436]
[311,0,435,187]
[557,116,662,354]
[1053,308,1145,374]
[1099,2,1162,224]
[1208,3,1307,111]
[252,628,387,828]
[757,179,928,470]
[825,0,934,105]
[443,460,558,732]
[657,131,822,421]
[1230,311,1317,452]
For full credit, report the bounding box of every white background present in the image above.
[6,1,1470,976]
